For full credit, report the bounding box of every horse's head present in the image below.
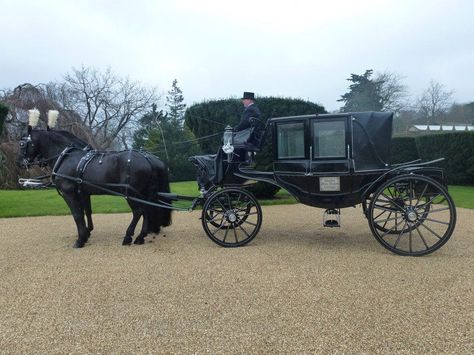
[17,109,63,169]
[17,130,43,169]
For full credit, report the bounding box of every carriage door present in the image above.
[273,120,310,191]
[310,117,350,174]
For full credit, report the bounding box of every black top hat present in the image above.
[241,92,255,100]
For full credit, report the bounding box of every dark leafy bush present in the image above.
[0,103,8,135]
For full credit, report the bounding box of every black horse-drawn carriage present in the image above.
[189,111,456,256]
[19,110,456,256]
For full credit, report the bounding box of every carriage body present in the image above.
[193,111,456,256]
[233,112,445,207]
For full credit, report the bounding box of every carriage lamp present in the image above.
[222,125,234,155]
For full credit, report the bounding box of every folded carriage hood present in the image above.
[351,111,393,171]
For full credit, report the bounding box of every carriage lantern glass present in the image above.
[222,125,234,154]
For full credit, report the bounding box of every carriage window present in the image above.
[277,122,305,159]
[313,121,346,158]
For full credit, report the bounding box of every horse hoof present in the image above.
[133,238,145,245]
[73,241,85,248]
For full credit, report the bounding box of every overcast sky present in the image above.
[1,0,473,111]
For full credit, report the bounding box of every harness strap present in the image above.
[125,149,133,195]
[52,171,190,211]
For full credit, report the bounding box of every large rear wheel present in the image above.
[202,188,262,247]
[368,175,456,256]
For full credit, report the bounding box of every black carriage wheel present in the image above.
[202,188,262,247]
[205,190,252,229]
[368,175,456,256]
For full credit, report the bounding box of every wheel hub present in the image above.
[405,209,418,222]
[225,211,237,223]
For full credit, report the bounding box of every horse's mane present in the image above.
[49,130,89,148]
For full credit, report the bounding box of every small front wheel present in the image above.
[202,188,262,247]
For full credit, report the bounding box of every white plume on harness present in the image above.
[28,108,40,127]
[48,110,59,128]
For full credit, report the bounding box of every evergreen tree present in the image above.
[338,70,383,112]
[132,82,199,181]
[166,79,186,127]
[132,103,166,150]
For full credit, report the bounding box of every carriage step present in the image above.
[323,208,340,228]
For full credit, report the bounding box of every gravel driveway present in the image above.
[0,205,472,353]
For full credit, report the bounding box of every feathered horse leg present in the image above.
[82,195,94,232]
[122,201,143,245]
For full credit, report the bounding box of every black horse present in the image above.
[18,128,172,248]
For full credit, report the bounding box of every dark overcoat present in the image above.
[235,103,261,131]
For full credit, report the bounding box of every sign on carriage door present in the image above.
[310,118,350,193]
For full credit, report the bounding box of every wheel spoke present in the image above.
[381,219,405,238]
[409,225,413,253]
[216,198,228,212]
[381,211,393,230]
[393,221,408,248]
[238,211,259,217]
[414,183,429,207]
[419,223,443,240]
[242,220,258,227]
[233,226,238,243]
[424,193,443,207]
[207,211,225,222]
[424,217,449,225]
[374,215,399,224]
[415,226,430,250]
[381,193,405,210]
[211,222,227,236]
[226,193,233,211]
[234,204,251,213]
[237,224,251,239]
[222,224,231,243]
[373,204,398,213]
[374,209,387,220]
[421,206,449,214]
[387,187,395,198]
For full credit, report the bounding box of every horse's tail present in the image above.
[147,157,172,233]
[156,163,172,227]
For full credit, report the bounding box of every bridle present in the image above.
[18,134,35,169]
[18,133,58,169]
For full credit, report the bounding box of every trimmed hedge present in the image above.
[415,132,474,185]
[391,136,419,164]
[185,97,326,198]
[391,133,474,185]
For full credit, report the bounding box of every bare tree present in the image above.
[375,71,409,113]
[46,66,158,148]
[416,80,454,124]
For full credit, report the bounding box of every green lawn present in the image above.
[0,181,472,218]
